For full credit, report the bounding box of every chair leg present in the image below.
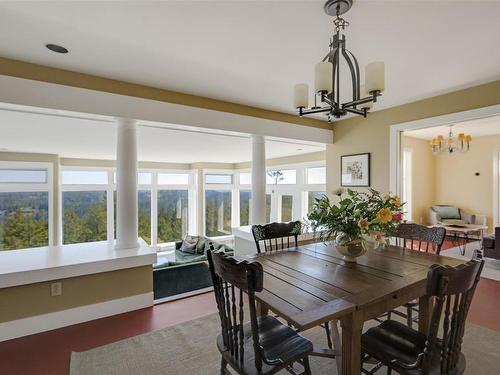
[387,367,392,375]
[302,356,312,375]
[406,305,413,328]
[221,357,227,375]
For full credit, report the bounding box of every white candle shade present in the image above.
[365,61,385,93]
[293,83,309,108]
[359,84,373,110]
[314,62,333,93]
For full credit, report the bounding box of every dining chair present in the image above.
[361,258,484,375]
[251,221,301,253]
[207,249,313,375]
[390,223,447,328]
[251,221,339,359]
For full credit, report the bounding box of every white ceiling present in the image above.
[0,1,499,119]
[405,114,500,140]
[0,107,324,163]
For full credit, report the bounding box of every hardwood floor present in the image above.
[1,274,499,374]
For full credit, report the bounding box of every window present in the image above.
[205,190,232,236]
[0,169,47,184]
[308,191,326,213]
[0,164,51,251]
[63,191,107,244]
[157,190,188,244]
[239,190,251,226]
[206,174,233,184]
[266,194,271,223]
[138,190,151,245]
[281,195,293,222]
[266,169,296,185]
[62,170,107,185]
[239,172,251,185]
[138,172,152,185]
[307,167,326,184]
[157,173,189,185]
[62,169,111,244]
[0,191,49,250]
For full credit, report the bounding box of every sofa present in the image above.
[153,236,234,301]
[428,205,486,226]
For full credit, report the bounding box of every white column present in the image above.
[115,118,139,250]
[251,134,266,224]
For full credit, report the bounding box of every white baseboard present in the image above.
[0,292,153,342]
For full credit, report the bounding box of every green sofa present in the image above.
[153,236,234,300]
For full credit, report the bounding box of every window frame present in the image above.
[203,169,235,239]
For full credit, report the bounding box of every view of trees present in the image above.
[240,191,251,226]
[157,190,188,244]
[281,195,293,222]
[0,192,49,250]
[205,190,232,237]
[63,191,107,244]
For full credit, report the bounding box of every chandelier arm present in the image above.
[345,49,361,100]
[321,92,335,107]
[335,34,341,109]
[299,107,332,116]
[345,108,366,117]
[342,95,375,109]
[329,47,340,105]
[341,48,359,104]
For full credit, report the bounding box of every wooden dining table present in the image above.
[246,242,465,375]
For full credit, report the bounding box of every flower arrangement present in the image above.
[306,188,404,260]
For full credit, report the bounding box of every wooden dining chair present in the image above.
[251,221,301,253]
[389,223,447,327]
[362,258,484,375]
[251,221,339,358]
[207,249,313,375]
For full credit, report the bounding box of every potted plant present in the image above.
[306,188,404,262]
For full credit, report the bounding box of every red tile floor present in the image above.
[1,241,498,374]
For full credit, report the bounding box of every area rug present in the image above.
[441,241,500,281]
[70,313,500,375]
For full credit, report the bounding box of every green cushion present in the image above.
[441,219,467,226]
[432,205,461,220]
[195,237,206,254]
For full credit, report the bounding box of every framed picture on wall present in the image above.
[341,153,370,187]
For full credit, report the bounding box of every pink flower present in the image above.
[392,212,403,222]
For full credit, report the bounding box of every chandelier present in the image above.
[430,127,472,155]
[293,0,385,123]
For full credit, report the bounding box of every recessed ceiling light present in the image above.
[46,44,68,54]
[297,148,303,151]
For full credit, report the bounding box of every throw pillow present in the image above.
[432,206,461,220]
[180,236,198,254]
[196,237,206,254]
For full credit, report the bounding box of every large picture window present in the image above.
[157,190,188,244]
[239,190,251,226]
[205,190,232,236]
[0,165,51,251]
[63,191,107,244]
[138,190,152,245]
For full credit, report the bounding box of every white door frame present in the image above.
[389,104,500,208]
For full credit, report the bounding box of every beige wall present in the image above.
[402,136,435,225]
[0,265,152,323]
[434,134,500,229]
[326,80,500,199]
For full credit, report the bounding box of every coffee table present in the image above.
[432,223,488,255]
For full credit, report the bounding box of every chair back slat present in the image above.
[207,250,265,370]
[395,223,446,254]
[422,259,484,374]
[251,221,301,253]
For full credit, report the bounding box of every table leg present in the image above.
[340,310,363,375]
[418,295,432,334]
[256,301,269,316]
[330,320,342,375]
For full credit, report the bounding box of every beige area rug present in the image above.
[442,241,500,281]
[70,313,500,375]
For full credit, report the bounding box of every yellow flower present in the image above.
[358,218,370,230]
[383,194,391,201]
[376,207,393,223]
[392,197,402,206]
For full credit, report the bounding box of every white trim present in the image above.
[0,292,153,342]
[493,149,500,227]
[390,104,500,196]
[153,287,213,304]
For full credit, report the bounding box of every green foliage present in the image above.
[205,190,232,237]
[306,188,404,244]
[1,209,48,250]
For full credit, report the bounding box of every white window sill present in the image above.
[0,238,157,288]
